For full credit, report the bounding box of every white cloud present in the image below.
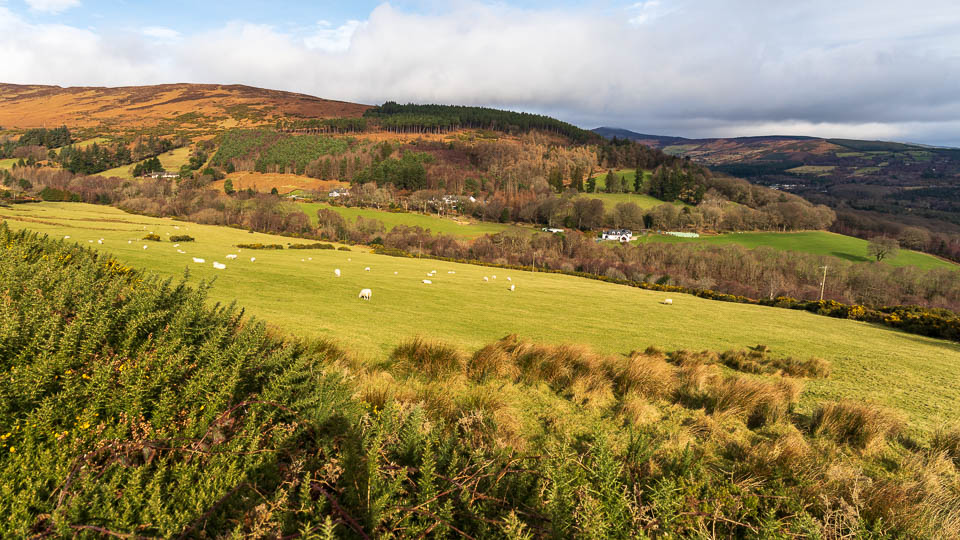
[304,19,362,52]
[142,26,180,41]
[24,0,80,14]
[1,1,960,145]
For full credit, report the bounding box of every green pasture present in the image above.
[1,202,959,433]
[299,202,524,238]
[72,137,110,149]
[0,158,15,170]
[99,146,193,179]
[786,165,835,175]
[633,231,955,270]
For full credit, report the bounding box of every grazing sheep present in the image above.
[174,244,180,247]
[142,245,148,250]
[193,258,205,263]
[422,279,432,284]
[509,284,515,291]
[226,254,238,259]
[492,275,497,279]
[213,262,226,270]
[358,288,372,300]
[88,240,93,243]
[97,239,103,244]
[506,277,511,281]
[177,249,186,254]
[127,240,131,244]
[334,269,341,277]
[308,257,312,261]
[447,271,455,274]
[365,267,371,271]
[301,259,305,262]
[662,298,673,305]
[250,257,256,262]
[483,276,489,282]
[394,271,398,275]
[64,235,70,239]
[347,258,352,262]
[174,226,180,229]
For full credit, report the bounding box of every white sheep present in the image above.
[88,240,93,243]
[142,245,148,250]
[422,279,432,284]
[483,276,489,282]
[447,271,455,274]
[226,254,238,260]
[394,271,398,275]
[250,257,256,262]
[509,284,515,291]
[308,257,312,261]
[364,267,371,271]
[213,262,226,270]
[492,275,496,280]
[127,240,131,244]
[177,249,186,254]
[662,298,673,305]
[174,243,180,247]
[193,257,205,263]
[358,288,372,300]
[334,269,341,277]
[507,277,511,281]
[97,239,103,244]
[64,235,70,239]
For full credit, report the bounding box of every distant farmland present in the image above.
[634,230,955,270]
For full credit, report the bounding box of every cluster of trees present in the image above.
[56,136,179,175]
[0,126,72,159]
[364,102,600,143]
[131,156,164,177]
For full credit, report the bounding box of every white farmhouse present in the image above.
[601,229,633,242]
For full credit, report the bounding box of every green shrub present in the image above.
[235,243,283,250]
[169,234,194,242]
[338,246,351,251]
[142,233,161,241]
[289,242,335,250]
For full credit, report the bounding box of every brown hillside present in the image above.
[0,83,371,129]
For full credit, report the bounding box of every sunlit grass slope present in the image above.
[635,230,955,270]
[1,202,958,432]
[299,201,523,237]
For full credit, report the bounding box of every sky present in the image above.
[2,0,960,146]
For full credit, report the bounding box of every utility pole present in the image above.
[819,266,828,301]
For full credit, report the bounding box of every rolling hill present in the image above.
[0,82,370,129]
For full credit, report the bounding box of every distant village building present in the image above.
[328,188,350,198]
[601,229,633,242]
[541,227,565,233]
[144,172,179,180]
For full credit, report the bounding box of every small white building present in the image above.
[601,229,633,242]
[328,188,350,198]
[541,227,565,233]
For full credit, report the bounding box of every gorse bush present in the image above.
[289,242,336,250]
[141,232,161,241]
[2,225,959,538]
[169,234,194,242]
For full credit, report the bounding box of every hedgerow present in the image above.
[288,242,336,250]
[235,243,283,250]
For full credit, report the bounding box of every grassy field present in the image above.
[1,202,958,433]
[634,230,955,270]
[0,158,15,170]
[583,169,684,210]
[786,165,836,175]
[72,136,110,149]
[300,202,524,238]
[99,146,192,179]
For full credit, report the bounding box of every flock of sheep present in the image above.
[70,226,676,306]
[353,266,515,301]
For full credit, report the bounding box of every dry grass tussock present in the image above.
[718,348,831,378]
[811,400,904,451]
[932,423,960,467]
[616,352,677,400]
[707,376,802,428]
[391,336,465,378]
